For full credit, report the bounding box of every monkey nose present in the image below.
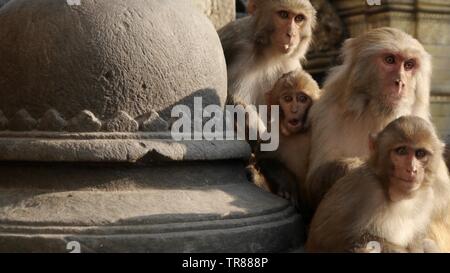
[395,79,405,87]
[406,167,418,175]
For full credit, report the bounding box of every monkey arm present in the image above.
[257,158,299,199]
[254,157,313,222]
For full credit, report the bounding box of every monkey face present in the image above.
[271,9,306,54]
[389,145,429,193]
[376,52,418,108]
[279,90,311,134]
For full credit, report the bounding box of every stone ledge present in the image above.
[0,163,303,252]
[0,214,301,252]
[0,138,251,162]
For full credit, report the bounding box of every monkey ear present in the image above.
[369,133,378,153]
[247,0,257,15]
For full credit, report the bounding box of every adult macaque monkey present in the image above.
[306,116,444,253]
[252,69,321,208]
[305,27,450,251]
[306,28,432,205]
[218,0,316,132]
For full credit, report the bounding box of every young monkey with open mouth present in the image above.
[250,68,321,213]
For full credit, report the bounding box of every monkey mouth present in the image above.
[287,119,303,129]
[288,119,300,126]
[279,39,295,53]
[393,176,417,188]
[388,85,404,99]
[279,43,292,53]
[399,177,415,183]
[382,90,404,109]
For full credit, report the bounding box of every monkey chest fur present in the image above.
[368,188,434,247]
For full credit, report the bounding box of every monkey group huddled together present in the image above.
[218,0,450,253]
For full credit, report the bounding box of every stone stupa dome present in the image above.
[0,0,227,133]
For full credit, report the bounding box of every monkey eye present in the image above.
[295,14,306,23]
[298,94,308,103]
[283,95,293,102]
[278,10,289,19]
[384,55,396,65]
[394,146,408,156]
[404,60,416,71]
[415,149,428,159]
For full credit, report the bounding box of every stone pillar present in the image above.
[0,0,302,252]
[330,0,450,141]
[192,0,236,29]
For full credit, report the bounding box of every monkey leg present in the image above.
[257,158,298,199]
[306,157,364,210]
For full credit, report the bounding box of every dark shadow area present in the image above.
[445,144,450,169]
[0,160,247,191]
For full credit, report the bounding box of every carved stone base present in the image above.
[0,161,303,253]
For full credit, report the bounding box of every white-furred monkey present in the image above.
[251,69,320,211]
[306,116,445,253]
[306,27,434,207]
[305,27,450,251]
[218,0,316,132]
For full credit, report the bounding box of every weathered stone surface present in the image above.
[0,0,9,9]
[0,0,227,123]
[0,110,7,130]
[310,0,345,53]
[192,0,235,29]
[0,0,302,254]
[104,111,138,132]
[139,110,169,132]
[0,138,251,163]
[67,110,102,132]
[37,109,68,131]
[0,161,303,253]
[8,109,37,131]
[305,0,346,79]
[431,96,450,140]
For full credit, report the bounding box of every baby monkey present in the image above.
[251,69,321,210]
[306,116,445,253]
